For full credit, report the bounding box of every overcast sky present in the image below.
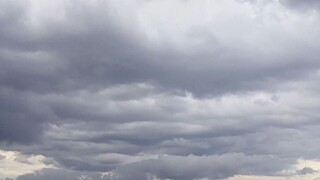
[1,0,320,179]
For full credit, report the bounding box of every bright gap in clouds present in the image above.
[1,0,320,179]
[0,150,55,179]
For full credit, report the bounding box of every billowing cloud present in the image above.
[295,167,318,175]
[1,0,320,179]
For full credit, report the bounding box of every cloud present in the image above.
[16,168,107,180]
[1,0,320,179]
[1,0,320,96]
[15,154,290,180]
[111,153,290,180]
[280,0,320,10]
[296,167,318,175]
[0,150,54,179]
[0,88,50,143]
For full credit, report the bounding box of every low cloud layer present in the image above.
[1,0,320,179]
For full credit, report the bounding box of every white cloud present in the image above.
[0,150,56,179]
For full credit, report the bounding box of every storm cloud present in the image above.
[1,0,320,179]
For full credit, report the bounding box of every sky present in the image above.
[1,0,320,179]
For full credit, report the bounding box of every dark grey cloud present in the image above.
[296,167,318,175]
[16,168,108,180]
[1,0,320,179]
[110,153,289,180]
[242,0,320,10]
[0,0,319,97]
[280,0,320,10]
[0,87,53,143]
[15,154,290,180]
